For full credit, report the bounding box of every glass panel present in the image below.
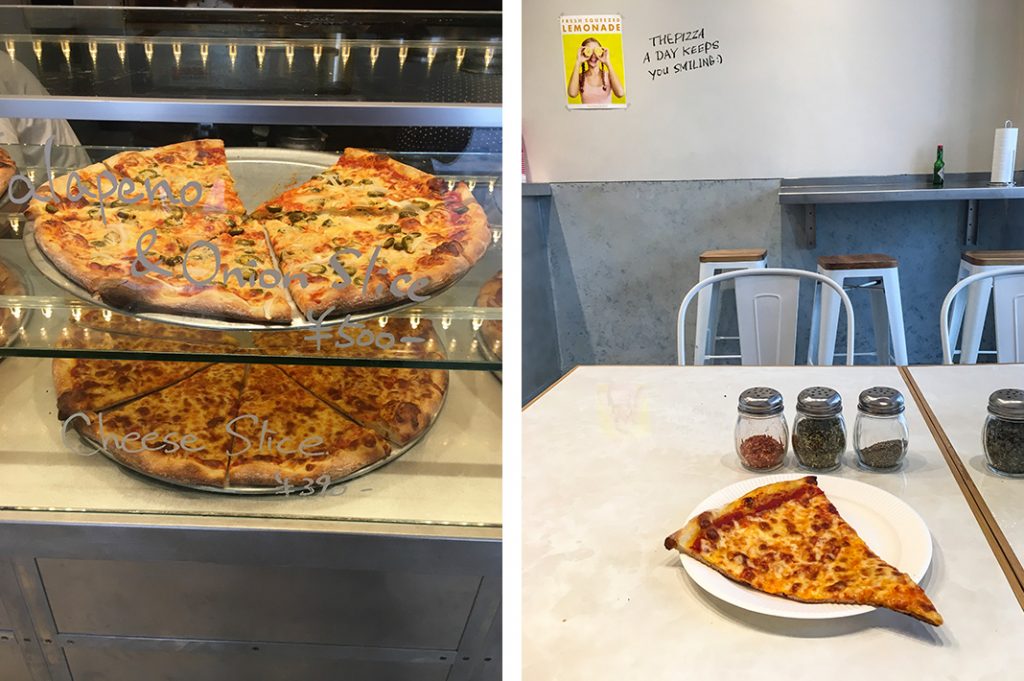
[0,6,501,104]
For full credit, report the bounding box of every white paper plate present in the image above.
[679,473,933,620]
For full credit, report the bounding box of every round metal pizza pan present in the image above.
[22,147,478,332]
[78,387,448,496]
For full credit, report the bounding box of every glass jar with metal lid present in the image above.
[854,387,909,471]
[734,387,788,471]
[983,389,1024,477]
[791,386,845,471]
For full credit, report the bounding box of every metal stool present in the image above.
[809,254,908,366]
[694,248,767,365]
[948,250,1024,363]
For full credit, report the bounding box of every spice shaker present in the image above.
[983,389,1024,477]
[735,387,788,471]
[854,387,909,471]
[792,386,845,471]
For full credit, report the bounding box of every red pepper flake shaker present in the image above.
[735,387,788,471]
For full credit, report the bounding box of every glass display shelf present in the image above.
[0,6,501,126]
[0,355,501,531]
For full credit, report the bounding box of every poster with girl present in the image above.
[560,14,627,109]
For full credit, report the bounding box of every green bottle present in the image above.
[933,145,945,186]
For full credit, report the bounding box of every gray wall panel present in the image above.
[528,182,1024,372]
[0,637,32,681]
[522,195,563,403]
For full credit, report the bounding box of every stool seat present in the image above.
[962,250,1024,266]
[700,248,768,263]
[818,254,898,271]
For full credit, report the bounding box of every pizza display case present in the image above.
[0,6,501,681]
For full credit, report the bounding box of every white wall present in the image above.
[523,0,1024,183]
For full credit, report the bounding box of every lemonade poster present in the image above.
[561,14,627,109]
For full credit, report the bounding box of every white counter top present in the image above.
[523,366,1024,680]
[908,364,1024,578]
[0,356,501,533]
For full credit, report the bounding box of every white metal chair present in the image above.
[941,266,1024,364]
[677,268,855,366]
[947,251,1024,363]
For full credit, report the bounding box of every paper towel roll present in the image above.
[991,121,1018,185]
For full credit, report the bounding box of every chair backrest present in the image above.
[940,266,1024,364]
[677,268,855,366]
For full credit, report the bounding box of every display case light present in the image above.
[228,43,238,68]
[341,44,351,67]
[11,306,20,320]
[102,309,112,322]
[456,47,466,70]
[60,40,71,64]
[172,42,182,68]
[116,41,126,65]
[488,179,496,193]
[41,305,52,319]
[256,44,266,69]
[447,179,456,192]
[469,338,479,353]
[312,44,323,66]
[377,316,388,328]
[410,313,421,329]
[448,337,458,352]
[4,40,14,61]
[369,45,380,68]
[472,317,483,331]
[26,169,35,184]
[71,307,81,322]
[484,46,494,69]
[399,45,408,69]
[427,45,437,69]
[88,41,98,67]
[492,228,502,245]
[285,44,295,68]
[9,216,19,236]
[200,43,209,68]
[32,40,42,63]
[467,179,477,191]
[144,41,154,64]
[441,314,452,330]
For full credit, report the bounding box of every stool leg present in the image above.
[808,281,821,365]
[816,273,843,366]
[869,282,891,365]
[693,263,715,366]
[879,269,908,365]
[947,262,970,355]
[960,276,993,364]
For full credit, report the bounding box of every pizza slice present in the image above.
[226,365,392,487]
[476,270,502,359]
[27,161,141,220]
[664,476,942,626]
[279,364,448,446]
[74,363,248,487]
[103,139,245,214]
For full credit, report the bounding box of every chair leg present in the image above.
[960,276,994,364]
[868,283,891,365]
[808,281,821,365]
[881,269,908,365]
[816,273,844,366]
[706,280,724,362]
[947,262,970,354]
[693,268,715,366]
